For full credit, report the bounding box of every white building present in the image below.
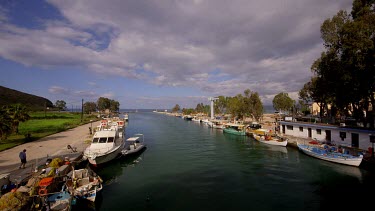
[279,121,375,151]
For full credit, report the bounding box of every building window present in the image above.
[317,129,321,135]
[299,127,303,132]
[340,132,346,141]
[286,125,293,130]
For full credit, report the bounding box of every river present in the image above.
[78,112,374,210]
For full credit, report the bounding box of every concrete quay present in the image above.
[0,121,99,183]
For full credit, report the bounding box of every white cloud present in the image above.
[0,0,353,106]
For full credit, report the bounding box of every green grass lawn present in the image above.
[0,112,98,151]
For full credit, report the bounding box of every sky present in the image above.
[0,0,353,109]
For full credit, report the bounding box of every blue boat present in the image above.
[297,143,363,166]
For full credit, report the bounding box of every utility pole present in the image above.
[81,99,84,122]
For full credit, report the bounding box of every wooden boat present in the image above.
[223,123,247,136]
[83,119,125,166]
[66,168,103,202]
[297,143,363,166]
[46,187,73,211]
[122,134,146,156]
[252,129,288,147]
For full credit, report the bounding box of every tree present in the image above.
[215,96,229,114]
[110,100,120,113]
[97,97,110,112]
[0,107,12,141]
[272,92,294,114]
[6,104,30,134]
[303,1,375,127]
[55,100,67,111]
[84,102,97,114]
[172,104,180,113]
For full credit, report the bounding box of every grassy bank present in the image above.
[0,112,98,151]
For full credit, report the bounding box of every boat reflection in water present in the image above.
[96,147,147,184]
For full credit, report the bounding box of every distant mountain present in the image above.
[0,85,53,110]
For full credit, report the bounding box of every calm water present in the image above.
[83,112,374,211]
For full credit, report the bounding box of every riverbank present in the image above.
[0,121,99,177]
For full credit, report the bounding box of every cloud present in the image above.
[0,0,353,105]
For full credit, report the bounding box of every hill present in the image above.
[0,85,53,110]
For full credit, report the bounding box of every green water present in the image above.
[86,112,373,210]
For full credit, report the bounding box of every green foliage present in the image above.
[215,96,229,114]
[172,104,181,113]
[55,100,67,111]
[182,108,195,115]
[84,101,97,114]
[0,108,12,141]
[0,112,98,151]
[97,97,120,112]
[272,92,294,113]
[226,89,264,121]
[302,0,375,127]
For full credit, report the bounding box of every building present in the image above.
[279,121,375,151]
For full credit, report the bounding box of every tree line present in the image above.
[172,89,264,121]
[299,0,375,128]
[53,97,120,114]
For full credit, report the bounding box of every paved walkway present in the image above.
[0,121,99,176]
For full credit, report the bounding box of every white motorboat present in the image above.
[84,119,125,166]
[252,129,288,147]
[124,113,129,121]
[297,143,363,167]
[122,134,146,156]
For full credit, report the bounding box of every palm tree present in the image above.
[0,108,12,141]
[6,104,30,134]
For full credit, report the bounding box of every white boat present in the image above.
[124,113,129,121]
[84,119,125,166]
[122,134,146,156]
[66,168,103,202]
[252,129,288,147]
[192,117,201,122]
[297,143,363,167]
[211,120,226,129]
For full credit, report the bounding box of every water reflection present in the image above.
[95,148,147,184]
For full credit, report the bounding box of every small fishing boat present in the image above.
[211,120,226,129]
[46,187,73,211]
[122,134,146,156]
[83,119,125,166]
[66,168,103,202]
[223,123,247,136]
[297,143,363,166]
[252,129,288,147]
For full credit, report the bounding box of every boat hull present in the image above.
[297,143,363,166]
[122,144,146,156]
[223,128,246,136]
[253,135,288,146]
[87,145,124,166]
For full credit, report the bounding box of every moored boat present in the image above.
[83,119,125,166]
[66,167,103,202]
[252,129,288,147]
[121,134,146,156]
[297,143,363,166]
[223,123,247,136]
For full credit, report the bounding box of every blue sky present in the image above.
[0,0,352,109]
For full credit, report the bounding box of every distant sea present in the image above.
[120,105,275,114]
